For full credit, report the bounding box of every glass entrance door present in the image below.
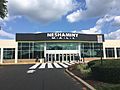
[52,54,55,62]
[56,54,59,62]
[60,54,62,62]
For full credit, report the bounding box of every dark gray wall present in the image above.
[16,33,104,42]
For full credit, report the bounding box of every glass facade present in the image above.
[117,48,120,57]
[46,42,78,50]
[18,42,44,59]
[81,43,103,57]
[3,48,15,59]
[105,48,115,57]
[18,42,103,60]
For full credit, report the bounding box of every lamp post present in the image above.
[97,35,103,65]
[100,43,103,65]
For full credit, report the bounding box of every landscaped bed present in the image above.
[69,59,120,90]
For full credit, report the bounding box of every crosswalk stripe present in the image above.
[48,63,54,68]
[39,63,46,69]
[70,62,75,64]
[53,63,62,68]
[27,70,36,74]
[64,62,72,66]
[29,63,40,69]
[59,63,68,68]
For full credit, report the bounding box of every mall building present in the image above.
[0,32,120,64]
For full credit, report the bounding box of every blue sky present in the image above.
[0,0,120,40]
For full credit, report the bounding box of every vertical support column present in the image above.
[1,48,3,64]
[15,42,18,63]
[78,43,81,60]
[55,54,56,62]
[103,47,106,59]
[70,54,71,62]
[114,47,117,59]
[44,43,46,62]
[66,54,67,62]
[62,54,64,62]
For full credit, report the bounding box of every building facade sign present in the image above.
[47,33,78,39]
[16,33,104,42]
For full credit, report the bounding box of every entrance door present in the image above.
[71,54,73,61]
[49,54,52,62]
[64,54,66,61]
[67,54,70,62]
[56,54,59,62]
[60,54,62,62]
[52,54,55,62]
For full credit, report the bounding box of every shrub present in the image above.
[76,64,91,79]
[88,59,120,83]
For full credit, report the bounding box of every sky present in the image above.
[0,0,120,40]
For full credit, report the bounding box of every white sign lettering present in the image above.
[47,33,78,39]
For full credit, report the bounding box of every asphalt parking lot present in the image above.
[0,64,83,90]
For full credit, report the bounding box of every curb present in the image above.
[0,62,38,65]
[65,69,96,90]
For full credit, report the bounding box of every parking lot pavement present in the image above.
[0,64,83,90]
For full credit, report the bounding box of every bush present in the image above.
[76,64,91,79]
[88,59,120,83]
[95,83,120,90]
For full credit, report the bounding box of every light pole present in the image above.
[100,43,103,65]
[97,35,103,65]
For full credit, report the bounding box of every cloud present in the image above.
[67,10,81,23]
[78,15,113,34]
[0,28,15,39]
[67,0,120,40]
[67,0,120,22]
[105,29,120,40]
[113,16,120,26]
[8,0,77,23]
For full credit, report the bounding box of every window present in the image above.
[46,42,78,50]
[105,48,115,57]
[18,42,44,59]
[81,43,103,58]
[3,48,15,59]
[117,48,120,57]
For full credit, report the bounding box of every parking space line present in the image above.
[29,63,40,69]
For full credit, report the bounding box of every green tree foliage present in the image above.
[0,0,8,19]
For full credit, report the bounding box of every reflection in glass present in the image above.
[3,48,15,59]
[18,42,44,59]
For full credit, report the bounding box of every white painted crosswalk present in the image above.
[39,63,46,69]
[59,63,68,68]
[53,63,62,68]
[64,62,72,66]
[27,62,76,73]
[27,61,77,74]
[48,63,54,68]
[28,62,76,70]
[29,63,40,69]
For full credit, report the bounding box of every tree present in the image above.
[0,0,8,19]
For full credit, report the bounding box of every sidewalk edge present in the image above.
[65,69,96,90]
